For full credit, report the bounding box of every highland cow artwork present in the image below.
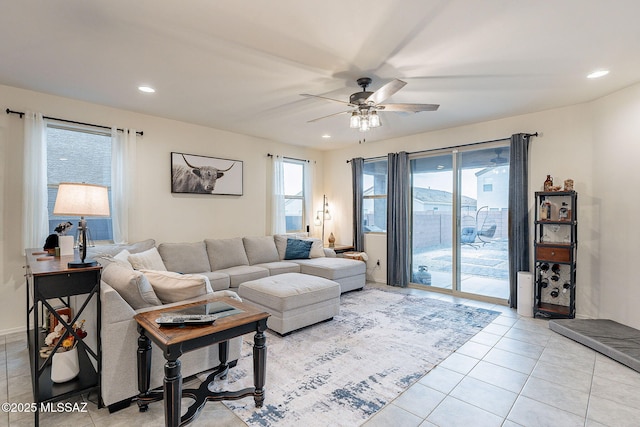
[171,152,243,196]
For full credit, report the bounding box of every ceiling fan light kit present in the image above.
[303,77,439,135]
[350,110,381,132]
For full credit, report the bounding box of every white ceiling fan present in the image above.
[301,77,439,132]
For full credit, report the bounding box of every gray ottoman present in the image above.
[238,273,340,334]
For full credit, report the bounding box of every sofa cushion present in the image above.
[199,271,231,291]
[157,241,210,273]
[101,263,161,309]
[86,238,156,258]
[284,238,313,260]
[213,265,269,287]
[293,257,366,280]
[254,261,300,275]
[205,238,249,270]
[243,236,279,265]
[128,247,167,271]
[141,270,212,304]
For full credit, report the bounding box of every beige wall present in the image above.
[325,82,640,329]
[3,81,640,333]
[0,84,323,334]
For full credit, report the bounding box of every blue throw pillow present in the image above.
[284,238,313,260]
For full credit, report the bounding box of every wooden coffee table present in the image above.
[134,296,270,427]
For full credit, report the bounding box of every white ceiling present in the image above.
[2,1,639,150]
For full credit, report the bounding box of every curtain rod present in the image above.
[6,108,144,136]
[346,132,538,163]
[266,153,310,163]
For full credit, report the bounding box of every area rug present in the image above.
[217,287,499,426]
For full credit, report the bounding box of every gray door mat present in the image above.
[549,319,640,373]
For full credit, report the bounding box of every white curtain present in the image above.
[271,155,286,235]
[111,128,137,244]
[22,111,49,252]
[304,161,314,233]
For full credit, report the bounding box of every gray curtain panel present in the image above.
[351,157,365,252]
[508,133,531,308]
[387,152,410,287]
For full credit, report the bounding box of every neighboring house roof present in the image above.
[365,186,476,207]
[475,165,509,176]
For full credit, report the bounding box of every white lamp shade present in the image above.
[53,183,110,217]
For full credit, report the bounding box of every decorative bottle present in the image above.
[559,202,569,221]
[540,200,551,220]
[544,175,553,191]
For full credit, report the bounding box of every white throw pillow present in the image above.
[128,247,167,271]
[101,263,161,309]
[113,249,133,267]
[141,270,213,304]
[302,238,325,258]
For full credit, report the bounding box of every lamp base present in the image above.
[68,259,98,268]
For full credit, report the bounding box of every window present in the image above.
[283,159,305,233]
[363,160,387,233]
[483,183,493,192]
[47,125,113,242]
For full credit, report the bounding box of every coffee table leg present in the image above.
[164,356,182,427]
[136,327,152,412]
[253,321,267,408]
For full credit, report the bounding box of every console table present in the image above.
[332,244,354,254]
[25,249,102,426]
[134,296,270,427]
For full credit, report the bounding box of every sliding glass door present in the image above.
[410,146,510,300]
[410,154,453,290]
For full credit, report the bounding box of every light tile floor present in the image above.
[2,283,639,426]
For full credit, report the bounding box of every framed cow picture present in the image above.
[171,152,243,196]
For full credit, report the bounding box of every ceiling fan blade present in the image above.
[366,79,407,105]
[300,93,352,105]
[378,103,440,112]
[307,110,352,123]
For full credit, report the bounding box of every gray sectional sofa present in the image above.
[156,235,365,293]
[93,234,365,409]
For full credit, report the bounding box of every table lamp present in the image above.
[53,183,110,268]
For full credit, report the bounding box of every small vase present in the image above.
[51,347,80,383]
[328,232,336,248]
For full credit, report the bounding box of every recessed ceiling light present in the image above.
[321,134,331,139]
[138,86,156,93]
[587,70,609,79]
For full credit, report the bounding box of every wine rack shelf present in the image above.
[534,191,577,319]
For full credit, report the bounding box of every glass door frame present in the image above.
[408,143,509,305]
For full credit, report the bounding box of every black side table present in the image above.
[25,249,102,426]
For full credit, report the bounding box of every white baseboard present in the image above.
[0,326,26,337]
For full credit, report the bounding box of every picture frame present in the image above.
[171,152,243,196]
